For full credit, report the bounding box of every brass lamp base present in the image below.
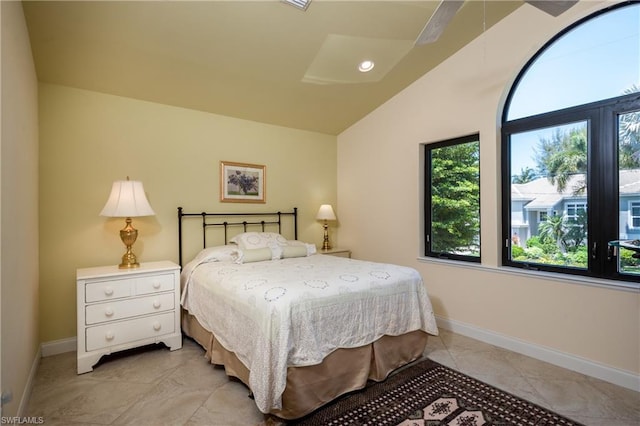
[321,221,332,250]
[119,217,140,269]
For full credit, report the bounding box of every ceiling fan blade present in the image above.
[415,0,465,46]
[524,0,578,17]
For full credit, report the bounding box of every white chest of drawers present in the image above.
[76,261,182,374]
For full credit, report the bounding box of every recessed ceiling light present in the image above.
[358,60,375,73]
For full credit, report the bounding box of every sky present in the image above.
[511,122,586,178]
[507,3,640,176]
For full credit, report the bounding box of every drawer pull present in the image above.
[153,300,161,309]
[104,287,114,296]
[152,282,161,289]
[105,331,115,341]
[104,308,114,317]
[152,322,161,331]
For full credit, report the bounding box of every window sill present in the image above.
[416,256,640,293]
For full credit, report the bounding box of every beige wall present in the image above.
[39,83,336,342]
[338,0,639,380]
[1,1,40,416]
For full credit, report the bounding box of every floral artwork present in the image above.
[220,161,265,203]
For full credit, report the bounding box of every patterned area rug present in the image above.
[291,358,583,426]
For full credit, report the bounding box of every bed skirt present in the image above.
[182,310,429,420]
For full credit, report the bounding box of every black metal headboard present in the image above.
[177,207,298,267]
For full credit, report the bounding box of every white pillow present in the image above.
[285,240,317,256]
[229,232,288,250]
[232,247,269,264]
[281,245,309,259]
[192,245,239,264]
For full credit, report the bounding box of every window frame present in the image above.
[502,85,640,284]
[538,211,548,223]
[565,202,587,222]
[504,2,639,122]
[501,93,640,283]
[501,2,640,285]
[424,133,481,263]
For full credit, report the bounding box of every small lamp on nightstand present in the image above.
[316,204,337,250]
[100,177,155,269]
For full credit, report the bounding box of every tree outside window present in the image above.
[425,134,480,262]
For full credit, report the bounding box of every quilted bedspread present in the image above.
[180,252,438,414]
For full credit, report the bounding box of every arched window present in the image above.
[501,2,640,286]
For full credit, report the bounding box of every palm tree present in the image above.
[564,210,588,251]
[535,127,587,194]
[533,86,638,193]
[512,166,537,184]
[538,214,568,251]
[619,85,640,168]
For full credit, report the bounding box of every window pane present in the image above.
[507,4,640,120]
[510,122,588,269]
[618,110,640,276]
[429,138,480,258]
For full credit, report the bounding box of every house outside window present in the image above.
[502,2,640,284]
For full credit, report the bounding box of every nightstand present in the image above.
[76,260,182,374]
[319,248,351,258]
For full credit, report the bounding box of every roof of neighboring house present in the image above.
[522,194,564,209]
[512,169,640,210]
[620,169,640,193]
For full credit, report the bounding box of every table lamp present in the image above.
[100,177,155,268]
[316,204,337,250]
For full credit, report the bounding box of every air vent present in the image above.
[283,0,311,11]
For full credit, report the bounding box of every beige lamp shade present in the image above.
[316,204,336,221]
[100,180,155,218]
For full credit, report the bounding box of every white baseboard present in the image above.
[15,338,76,417]
[435,315,640,393]
[16,346,41,417]
[40,337,76,357]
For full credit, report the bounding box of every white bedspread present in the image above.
[180,252,438,414]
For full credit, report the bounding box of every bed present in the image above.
[177,207,438,419]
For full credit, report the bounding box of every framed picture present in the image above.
[220,161,266,203]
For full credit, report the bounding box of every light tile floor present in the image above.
[26,329,639,426]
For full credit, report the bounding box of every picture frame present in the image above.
[220,161,266,203]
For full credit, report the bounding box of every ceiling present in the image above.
[22,0,527,135]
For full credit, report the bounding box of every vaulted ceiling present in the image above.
[23,1,529,135]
